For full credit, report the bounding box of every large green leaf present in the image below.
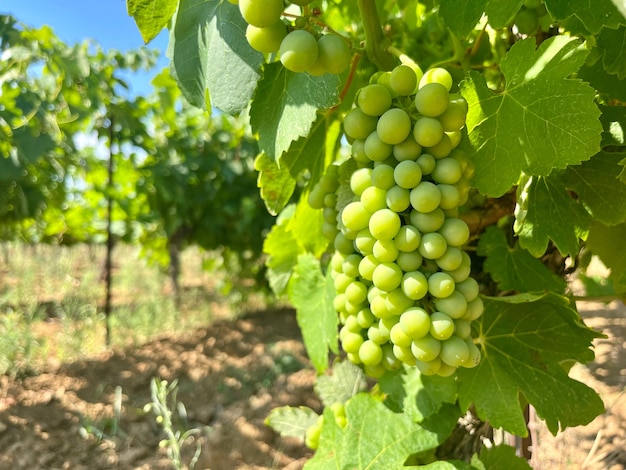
[586,221,626,292]
[513,174,591,257]
[305,393,444,470]
[288,253,338,373]
[170,0,262,113]
[462,36,601,196]
[458,293,604,435]
[477,226,567,292]
[250,62,340,159]
[127,0,178,43]
[545,0,626,33]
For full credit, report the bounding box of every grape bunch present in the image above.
[311,63,483,378]
[235,0,352,76]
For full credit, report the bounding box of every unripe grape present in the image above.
[399,306,430,339]
[333,272,352,293]
[239,0,284,27]
[401,271,429,300]
[361,186,387,213]
[394,160,423,189]
[434,290,467,319]
[432,158,463,184]
[464,340,482,368]
[345,280,368,305]
[342,331,365,353]
[415,357,442,375]
[428,271,455,298]
[393,135,422,162]
[419,232,448,259]
[415,82,449,117]
[464,296,484,321]
[393,344,417,365]
[357,84,392,116]
[395,224,421,252]
[413,117,444,147]
[390,64,418,96]
[334,232,355,254]
[439,218,470,247]
[358,254,378,281]
[410,208,445,233]
[411,336,441,362]
[279,30,319,73]
[364,131,393,162]
[439,95,468,132]
[385,288,413,314]
[419,67,453,91]
[454,319,472,339]
[410,181,441,213]
[456,277,480,301]
[359,340,383,366]
[435,246,463,271]
[438,184,461,210]
[342,253,362,278]
[246,22,287,53]
[344,108,378,140]
[355,228,376,255]
[315,33,352,74]
[440,335,470,367]
[373,239,399,263]
[396,251,423,272]
[342,201,370,232]
[377,108,412,145]
[386,186,411,212]
[425,133,453,159]
[369,209,401,240]
[351,139,369,163]
[357,308,376,328]
[416,153,436,175]
[372,262,403,291]
[390,323,413,347]
[350,167,373,196]
[429,311,455,340]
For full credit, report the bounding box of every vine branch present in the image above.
[357,0,396,71]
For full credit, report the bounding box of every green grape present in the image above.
[345,280,368,304]
[435,362,457,377]
[435,246,463,271]
[425,133,452,159]
[345,299,362,316]
[514,7,539,35]
[357,308,375,328]
[415,82,449,117]
[415,357,442,375]
[390,64,418,96]
[361,186,387,213]
[381,343,403,370]
[364,363,387,378]
[334,232,355,254]
[393,160,423,189]
[367,325,389,344]
[315,33,352,74]
[370,294,391,319]
[379,317,396,337]
[393,134,422,162]
[410,208,445,233]
[447,260,471,283]
[390,322,413,347]
[456,277,479,302]
[342,253,362,278]
[350,167,373,196]
[401,270,429,300]
[432,158,462,184]
[357,84,392,116]
[344,107,378,140]
[419,67,453,91]
[351,139,369,164]
[344,314,361,332]
[399,307,430,339]
[279,30,319,73]
[333,272,352,293]
[322,223,339,240]
[396,251,423,272]
[385,288,413,315]
[364,131,393,162]
[393,344,417,365]
[330,251,346,271]
[341,201,370,232]
[371,164,396,189]
[239,0,284,27]
[410,181,441,213]
[342,331,364,354]
[377,108,412,145]
[358,254,379,281]
[454,319,472,339]
[304,415,323,449]
[413,117,444,147]
[307,186,325,209]
[429,311,455,340]
[428,271,455,298]
[438,95,468,132]
[447,130,462,149]
[359,339,383,366]
[386,185,411,212]
[419,232,448,259]
[246,22,287,53]
[411,336,441,362]
[375,71,398,98]
[372,262,403,291]
[439,218,470,247]
[369,209,401,240]
[333,293,346,313]
[355,228,376,255]
[323,193,337,208]
[439,335,470,367]
[395,224,421,252]
[367,286,382,304]
[416,153,436,175]
[464,296,484,321]
[464,340,482,368]
[437,184,460,210]
[434,290,467,319]
[373,239,399,262]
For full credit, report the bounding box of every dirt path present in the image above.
[0,303,624,470]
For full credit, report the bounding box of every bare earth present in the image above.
[0,303,624,470]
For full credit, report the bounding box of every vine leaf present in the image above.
[462,36,601,196]
[477,226,568,292]
[254,153,296,216]
[513,174,591,257]
[288,253,338,373]
[265,406,319,440]
[474,445,533,469]
[304,393,443,470]
[250,62,340,159]
[562,151,626,226]
[458,293,605,436]
[596,26,626,79]
[439,0,523,35]
[586,221,626,291]
[170,0,262,113]
[315,361,367,407]
[545,0,626,33]
[263,205,298,295]
[127,0,177,44]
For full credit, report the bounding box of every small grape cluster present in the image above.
[305,402,346,450]
[234,0,352,76]
[310,64,483,378]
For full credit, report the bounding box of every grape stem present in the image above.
[386,45,420,69]
[357,0,396,70]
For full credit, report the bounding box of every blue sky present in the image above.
[1,0,170,96]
